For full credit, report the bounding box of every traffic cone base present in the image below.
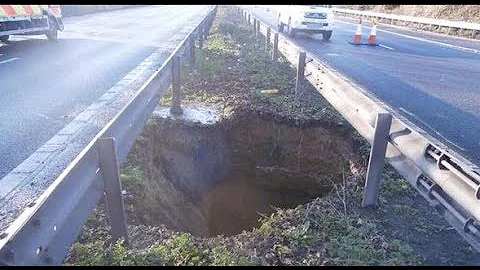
[367,20,378,46]
[348,42,379,46]
[350,18,362,45]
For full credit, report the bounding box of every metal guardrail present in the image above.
[332,7,480,38]
[238,6,480,253]
[0,5,217,265]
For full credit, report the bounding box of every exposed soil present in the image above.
[123,103,356,238]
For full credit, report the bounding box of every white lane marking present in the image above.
[379,44,395,50]
[336,20,480,55]
[399,107,466,152]
[0,57,19,65]
[399,107,415,117]
[36,113,54,121]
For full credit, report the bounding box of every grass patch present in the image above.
[160,6,343,128]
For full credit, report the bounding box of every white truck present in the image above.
[0,5,64,43]
[276,5,334,40]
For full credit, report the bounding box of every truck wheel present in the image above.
[287,18,296,38]
[46,28,58,41]
[46,18,58,41]
[0,35,9,43]
[322,31,332,41]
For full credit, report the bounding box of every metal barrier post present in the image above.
[256,20,260,38]
[189,37,195,67]
[362,112,393,207]
[206,14,213,36]
[199,26,204,49]
[98,137,128,243]
[204,16,209,37]
[253,18,257,36]
[266,27,271,51]
[272,32,279,62]
[170,56,183,115]
[295,51,306,101]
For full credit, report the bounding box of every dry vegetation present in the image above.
[341,5,480,23]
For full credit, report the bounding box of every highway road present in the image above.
[0,5,211,180]
[245,6,480,167]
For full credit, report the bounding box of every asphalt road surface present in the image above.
[0,5,211,179]
[245,6,480,167]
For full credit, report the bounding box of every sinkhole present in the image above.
[123,104,356,237]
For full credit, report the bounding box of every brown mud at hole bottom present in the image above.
[125,104,357,237]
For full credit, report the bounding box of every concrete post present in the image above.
[98,137,128,244]
[295,52,306,101]
[361,112,393,207]
[170,56,183,115]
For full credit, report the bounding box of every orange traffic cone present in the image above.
[367,20,378,46]
[352,18,362,44]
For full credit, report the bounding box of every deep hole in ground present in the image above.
[124,104,356,237]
